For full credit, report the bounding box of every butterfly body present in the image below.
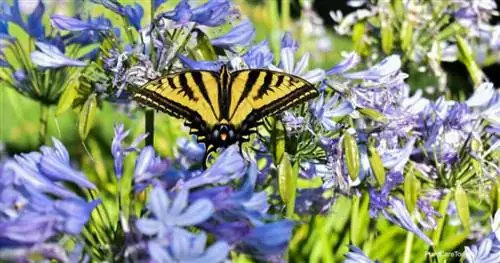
[133,65,318,162]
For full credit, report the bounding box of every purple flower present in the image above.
[111,123,148,179]
[310,93,354,130]
[30,41,87,68]
[135,187,214,236]
[211,20,255,48]
[181,145,247,189]
[50,14,110,31]
[147,229,230,263]
[384,198,433,245]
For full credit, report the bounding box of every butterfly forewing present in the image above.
[228,69,319,129]
[133,71,221,131]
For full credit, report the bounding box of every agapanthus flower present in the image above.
[111,123,148,179]
[159,0,235,27]
[310,92,354,130]
[30,41,87,68]
[211,20,255,48]
[270,33,326,84]
[343,245,379,263]
[136,187,214,237]
[147,229,230,263]
[0,141,99,261]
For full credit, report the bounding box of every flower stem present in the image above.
[432,191,452,246]
[39,104,49,145]
[403,231,414,263]
[145,109,155,146]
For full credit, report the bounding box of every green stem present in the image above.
[350,195,361,246]
[39,104,49,145]
[432,191,452,247]
[403,231,415,263]
[145,109,155,146]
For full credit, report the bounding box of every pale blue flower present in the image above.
[310,93,354,130]
[181,145,246,189]
[344,245,378,263]
[211,20,255,47]
[50,14,110,31]
[30,42,87,68]
[111,123,148,179]
[148,229,230,263]
[136,187,214,236]
[327,52,360,75]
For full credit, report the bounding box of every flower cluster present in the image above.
[0,138,98,261]
[0,0,499,262]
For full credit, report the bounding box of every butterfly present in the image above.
[133,65,318,165]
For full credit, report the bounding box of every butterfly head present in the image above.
[211,124,237,146]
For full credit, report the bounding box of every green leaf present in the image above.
[381,20,393,54]
[297,176,323,189]
[368,144,385,186]
[79,93,98,139]
[56,75,80,116]
[400,20,414,51]
[455,184,470,231]
[352,22,366,55]
[271,118,286,164]
[278,153,293,203]
[343,132,360,181]
[191,30,217,61]
[358,108,388,123]
[456,35,483,85]
[278,153,298,217]
[404,172,420,213]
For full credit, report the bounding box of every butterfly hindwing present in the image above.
[228,69,318,129]
[133,71,221,134]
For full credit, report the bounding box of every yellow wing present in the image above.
[133,70,221,132]
[228,69,318,129]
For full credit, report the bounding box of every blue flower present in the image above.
[38,138,96,189]
[241,40,274,69]
[327,52,360,75]
[465,237,500,263]
[25,0,45,38]
[111,123,148,179]
[148,229,230,263]
[190,0,233,27]
[30,41,87,68]
[181,145,247,189]
[123,3,144,30]
[380,137,416,172]
[270,34,325,84]
[310,93,354,130]
[161,0,193,25]
[211,20,255,48]
[178,55,223,71]
[51,14,110,31]
[1,0,44,38]
[344,245,379,263]
[281,32,298,51]
[2,138,95,198]
[240,220,295,260]
[343,55,406,84]
[160,0,233,27]
[136,187,214,236]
